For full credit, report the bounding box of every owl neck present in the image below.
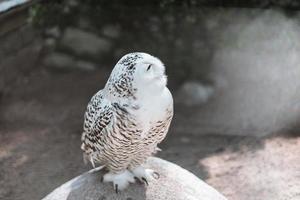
[103,74,167,105]
[134,82,167,104]
[103,84,167,111]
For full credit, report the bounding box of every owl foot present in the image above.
[102,170,135,193]
[131,166,159,186]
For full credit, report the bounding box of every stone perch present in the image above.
[43,157,227,200]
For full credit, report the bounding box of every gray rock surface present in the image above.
[42,157,227,200]
[61,28,112,58]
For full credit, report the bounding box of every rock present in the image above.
[43,53,97,72]
[43,53,75,71]
[66,0,79,7]
[78,17,92,30]
[45,27,61,38]
[63,6,71,14]
[75,60,97,71]
[61,28,112,58]
[177,10,300,136]
[44,38,57,50]
[102,25,121,39]
[176,81,214,106]
[42,157,227,200]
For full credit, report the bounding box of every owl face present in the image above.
[106,52,167,100]
[131,53,167,90]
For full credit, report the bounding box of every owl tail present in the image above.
[152,146,162,155]
[88,165,105,174]
[82,153,97,168]
[156,147,162,152]
[83,152,106,173]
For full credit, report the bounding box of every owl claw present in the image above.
[102,170,135,192]
[141,177,149,186]
[130,166,157,186]
[134,177,141,184]
[134,176,148,186]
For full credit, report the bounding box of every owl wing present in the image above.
[81,90,113,153]
[158,106,174,143]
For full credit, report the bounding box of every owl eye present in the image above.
[147,64,152,71]
[128,64,134,70]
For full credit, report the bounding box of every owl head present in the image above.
[105,52,167,100]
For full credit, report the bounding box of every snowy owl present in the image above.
[81,52,173,192]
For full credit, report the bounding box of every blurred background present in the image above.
[0,0,300,199]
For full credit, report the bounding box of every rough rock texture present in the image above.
[43,157,227,200]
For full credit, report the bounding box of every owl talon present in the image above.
[102,170,135,192]
[134,176,146,185]
[134,177,141,183]
[130,166,157,186]
[141,177,149,186]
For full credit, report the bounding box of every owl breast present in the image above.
[130,87,173,140]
